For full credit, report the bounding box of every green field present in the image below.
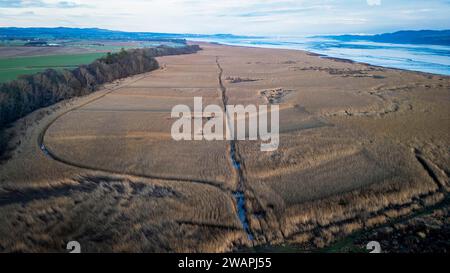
[0,52,106,83]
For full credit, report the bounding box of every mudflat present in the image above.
[0,42,449,252]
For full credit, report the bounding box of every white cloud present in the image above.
[0,0,87,8]
[0,0,449,35]
[367,0,381,6]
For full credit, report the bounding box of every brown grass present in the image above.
[0,42,449,252]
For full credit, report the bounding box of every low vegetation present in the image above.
[0,43,448,252]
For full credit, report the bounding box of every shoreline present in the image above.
[189,40,450,77]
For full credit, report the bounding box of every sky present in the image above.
[1,0,450,35]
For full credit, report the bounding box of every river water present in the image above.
[191,36,450,76]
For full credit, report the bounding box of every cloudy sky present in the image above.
[1,0,449,35]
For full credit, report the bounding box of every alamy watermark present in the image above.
[171,97,279,152]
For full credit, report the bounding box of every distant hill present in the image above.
[0,27,257,42]
[317,30,450,46]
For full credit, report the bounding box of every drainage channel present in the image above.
[216,56,254,241]
[231,142,254,241]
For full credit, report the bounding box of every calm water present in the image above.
[191,36,450,76]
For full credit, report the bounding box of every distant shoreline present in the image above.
[190,40,450,78]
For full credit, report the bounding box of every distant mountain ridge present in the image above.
[318,30,450,46]
[2,27,449,46]
[0,27,259,41]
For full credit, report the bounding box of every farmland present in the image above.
[0,53,107,83]
[0,37,188,83]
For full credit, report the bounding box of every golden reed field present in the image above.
[0,42,449,252]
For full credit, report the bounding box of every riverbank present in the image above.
[189,37,450,76]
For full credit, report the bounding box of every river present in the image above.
[191,36,450,76]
